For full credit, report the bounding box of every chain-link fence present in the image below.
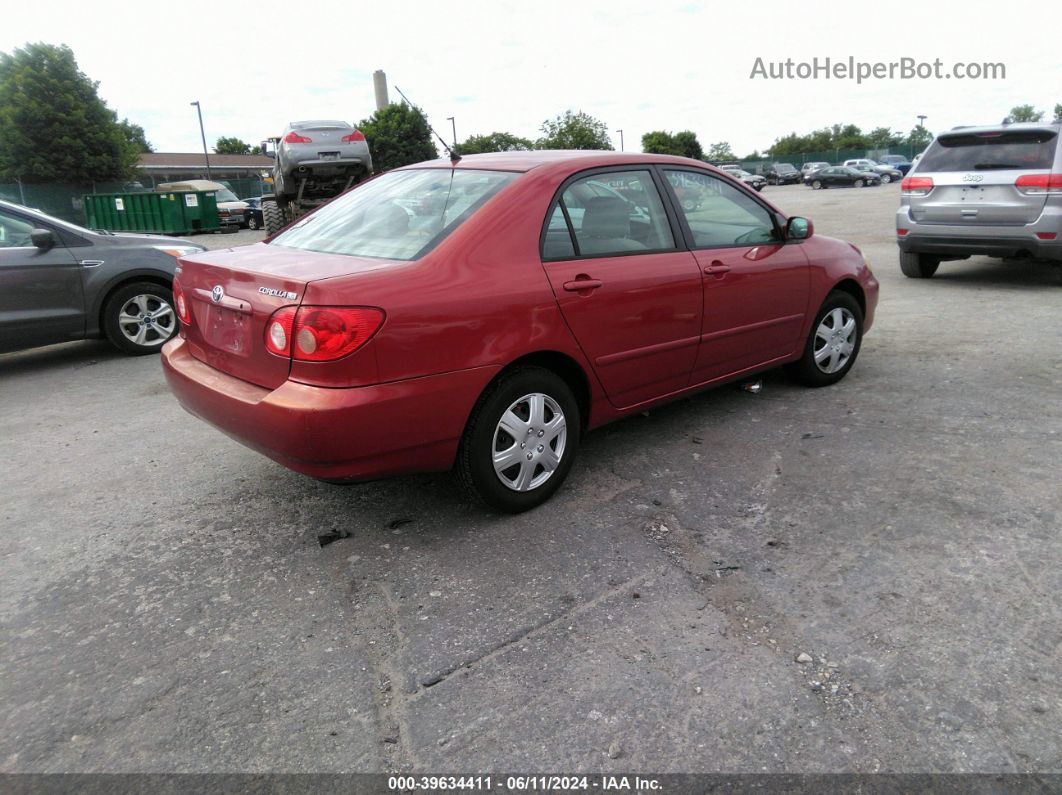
[0,177,273,225]
[716,144,922,174]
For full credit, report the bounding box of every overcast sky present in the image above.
[5,0,1060,157]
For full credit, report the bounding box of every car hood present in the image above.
[218,201,249,210]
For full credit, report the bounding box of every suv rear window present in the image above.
[917,130,1058,172]
[271,168,517,260]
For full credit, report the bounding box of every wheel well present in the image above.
[498,351,593,429]
[831,279,865,316]
[97,275,172,332]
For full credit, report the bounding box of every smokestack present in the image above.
[373,70,389,110]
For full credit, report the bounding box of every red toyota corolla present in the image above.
[162,151,878,512]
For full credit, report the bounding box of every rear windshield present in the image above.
[917,130,1058,172]
[271,168,518,260]
[776,164,797,171]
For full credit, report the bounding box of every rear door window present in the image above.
[918,130,1058,172]
[545,170,675,258]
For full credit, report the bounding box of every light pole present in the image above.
[616,129,624,151]
[916,114,927,128]
[190,100,213,181]
[446,116,457,148]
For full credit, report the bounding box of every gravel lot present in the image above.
[2,183,1060,775]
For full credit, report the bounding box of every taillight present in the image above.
[264,306,298,356]
[283,132,312,144]
[1015,173,1062,194]
[341,130,366,142]
[173,279,192,326]
[264,306,384,361]
[901,176,934,195]
[896,228,909,236]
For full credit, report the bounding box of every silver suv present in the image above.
[896,122,1062,278]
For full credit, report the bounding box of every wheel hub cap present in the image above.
[492,393,567,492]
[813,307,857,374]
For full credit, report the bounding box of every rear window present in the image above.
[917,130,1058,172]
[271,168,517,260]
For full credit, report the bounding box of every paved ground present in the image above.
[2,183,1060,774]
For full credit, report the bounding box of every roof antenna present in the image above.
[393,85,461,164]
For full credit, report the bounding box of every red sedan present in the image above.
[162,151,878,512]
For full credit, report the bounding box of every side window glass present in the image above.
[0,211,36,248]
[542,205,576,259]
[665,170,779,248]
[558,170,674,258]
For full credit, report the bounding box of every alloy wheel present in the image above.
[117,293,175,348]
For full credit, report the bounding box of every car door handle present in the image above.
[563,277,603,292]
[703,260,731,276]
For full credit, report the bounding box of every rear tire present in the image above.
[456,367,580,513]
[263,200,285,235]
[247,215,259,230]
[854,179,864,188]
[880,174,892,183]
[786,291,863,388]
[812,180,822,190]
[899,251,940,278]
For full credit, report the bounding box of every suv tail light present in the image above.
[901,176,934,195]
[341,130,366,142]
[1015,173,1062,194]
[264,306,384,361]
[173,279,192,326]
[283,132,312,144]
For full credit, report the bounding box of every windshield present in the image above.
[271,168,518,260]
[777,164,797,171]
[918,130,1058,171]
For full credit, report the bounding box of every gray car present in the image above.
[272,120,372,205]
[0,199,204,355]
[896,122,1062,278]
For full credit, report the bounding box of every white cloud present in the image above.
[5,0,1059,156]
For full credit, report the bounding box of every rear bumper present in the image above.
[897,232,1062,260]
[161,337,499,481]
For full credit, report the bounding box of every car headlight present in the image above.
[153,245,204,258]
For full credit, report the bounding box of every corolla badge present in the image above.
[211,285,225,303]
[258,286,299,300]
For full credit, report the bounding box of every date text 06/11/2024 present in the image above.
[386,775,663,791]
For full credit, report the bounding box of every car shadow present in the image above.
[0,339,124,377]
[932,258,1061,289]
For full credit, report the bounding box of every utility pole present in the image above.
[446,116,457,148]
[190,101,212,181]
[616,129,624,151]
[917,115,927,128]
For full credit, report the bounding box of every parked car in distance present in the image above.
[762,162,802,185]
[0,199,204,355]
[896,121,1062,278]
[157,180,249,229]
[243,197,264,230]
[877,155,914,175]
[806,166,882,189]
[843,159,902,183]
[720,165,767,191]
[162,151,878,512]
[801,162,831,177]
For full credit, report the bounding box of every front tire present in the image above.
[812,180,822,190]
[880,174,892,183]
[102,282,178,355]
[457,367,580,512]
[262,199,285,235]
[899,251,940,278]
[854,179,864,188]
[786,291,863,387]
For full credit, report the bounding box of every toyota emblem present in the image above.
[211,285,224,303]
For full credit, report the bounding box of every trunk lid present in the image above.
[176,242,392,389]
[910,171,1049,226]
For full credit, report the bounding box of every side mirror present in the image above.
[786,216,813,240]
[31,228,56,250]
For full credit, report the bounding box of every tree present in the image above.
[1053,103,1062,122]
[0,42,139,182]
[457,131,534,155]
[119,119,153,153]
[867,127,902,149]
[1008,104,1043,122]
[905,125,934,150]
[537,110,613,150]
[357,102,437,172]
[704,141,736,162]
[641,130,704,159]
[214,136,251,155]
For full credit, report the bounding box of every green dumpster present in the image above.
[83,191,220,235]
